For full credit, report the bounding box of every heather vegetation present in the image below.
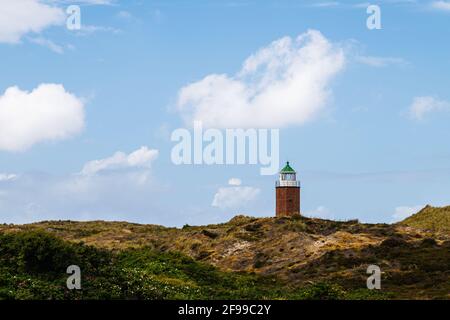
[400,205,450,233]
[0,230,392,300]
[0,206,448,300]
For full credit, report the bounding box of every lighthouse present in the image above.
[276,162,301,217]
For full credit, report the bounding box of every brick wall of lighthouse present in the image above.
[276,186,300,217]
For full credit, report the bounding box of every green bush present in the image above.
[290,282,347,300]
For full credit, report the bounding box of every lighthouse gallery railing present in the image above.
[276,181,301,187]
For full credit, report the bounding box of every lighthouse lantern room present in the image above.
[276,162,301,217]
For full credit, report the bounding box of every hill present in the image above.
[0,211,449,300]
[400,205,450,233]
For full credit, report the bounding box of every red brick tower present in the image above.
[276,162,300,217]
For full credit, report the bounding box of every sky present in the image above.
[0,0,450,226]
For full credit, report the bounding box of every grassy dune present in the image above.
[400,205,450,233]
[0,206,449,300]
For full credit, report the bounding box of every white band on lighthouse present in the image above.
[276,180,300,187]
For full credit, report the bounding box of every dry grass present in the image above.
[1,208,449,299]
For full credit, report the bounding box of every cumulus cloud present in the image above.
[81,147,159,176]
[408,96,450,120]
[0,0,65,44]
[391,205,425,222]
[0,84,85,152]
[431,1,450,11]
[212,179,260,209]
[0,171,156,224]
[0,147,160,224]
[177,29,345,128]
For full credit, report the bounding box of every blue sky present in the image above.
[0,0,450,226]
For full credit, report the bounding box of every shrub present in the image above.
[292,282,346,300]
[253,252,269,269]
[380,236,408,248]
[201,229,219,239]
[420,238,437,247]
[0,231,78,276]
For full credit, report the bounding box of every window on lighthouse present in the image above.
[281,173,296,181]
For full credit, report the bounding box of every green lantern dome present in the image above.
[280,161,296,174]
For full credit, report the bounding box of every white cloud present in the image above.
[304,206,335,220]
[76,24,121,36]
[0,0,65,44]
[0,170,158,224]
[310,2,340,7]
[228,178,242,186]
[431,1,450,11]
[0,84,85,152]
[81,147,159,176]
[212,179,260,209]
[408,96,450,120]
[392,205,425,222]
[29,37,64,54]
[0,147,161,224]
[356,55,408,67]
[0,174,18,182]
[177,29,345,128]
